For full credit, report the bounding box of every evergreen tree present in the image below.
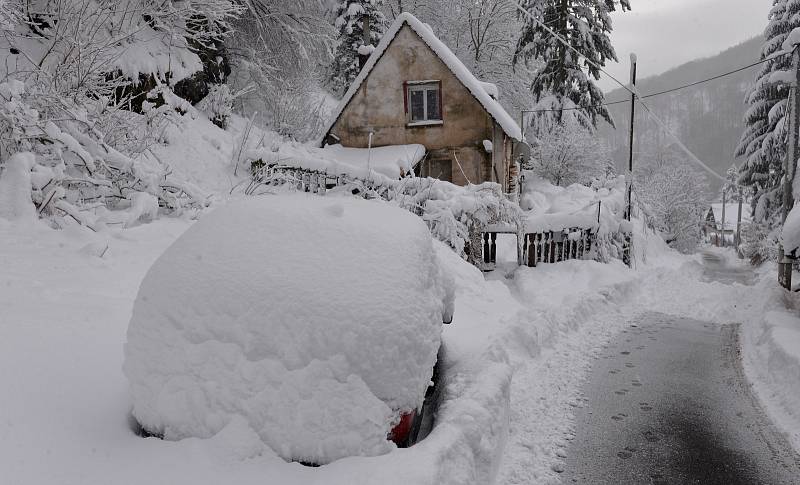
[514,0,631,129]
[329,1,387,96]
[723,164,741,202]
[737,0,800,226]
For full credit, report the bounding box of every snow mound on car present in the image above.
[123,194,447,464]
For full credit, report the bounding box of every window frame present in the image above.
[404,80,443,127]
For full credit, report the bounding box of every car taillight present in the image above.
[389,411,416,445]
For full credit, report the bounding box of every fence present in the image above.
[523,229,595,267]
[480,228,597,270]
[248,161,625,271]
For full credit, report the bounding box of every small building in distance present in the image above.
[704,202,751,246]
[321,12,524,193]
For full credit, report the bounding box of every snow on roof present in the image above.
[709,203,750,231]
[320,143,425,178]
[478,81,499,99]
[245,141,424,182]
[323,12,522,143]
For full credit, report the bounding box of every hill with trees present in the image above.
[599,36,763,193]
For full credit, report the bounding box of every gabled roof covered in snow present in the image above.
[322,12,522,143]
[708,203,751,231]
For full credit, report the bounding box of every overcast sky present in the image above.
[599,0,775,92]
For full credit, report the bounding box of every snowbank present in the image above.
[782,204,800,254]
[742,296,800,450]
[124,194,449,464]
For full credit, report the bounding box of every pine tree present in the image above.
[723,165,741,202]
[329,0,387,96]
[514,0,631,129]
[737,0,800,226]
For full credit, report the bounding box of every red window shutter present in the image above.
[437,80,443,120]
[403,81,408,114]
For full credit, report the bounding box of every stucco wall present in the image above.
[329,24,506,186]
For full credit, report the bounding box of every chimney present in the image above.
[359,15,371,69]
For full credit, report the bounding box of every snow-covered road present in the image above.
[558,250,800,483]
[564,314,800,484]
[497,246,800,484]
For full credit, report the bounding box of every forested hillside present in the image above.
[599,36,763,193]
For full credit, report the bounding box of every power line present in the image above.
[522,55,784,114]
[508,0,739,181]
[635,57,774,99]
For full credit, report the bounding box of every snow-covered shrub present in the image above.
[634,145,709,253]
[525,119,614,187]
[197,84,234,129]
[741,221,778,265]
[394,179,522,260]
[0,79,206,229]
[124,194,450,464]
[0,0,243,226]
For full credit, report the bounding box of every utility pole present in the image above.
[736,187,744,252]
[622,54,636,268]
[625,53,637,222]
[359,15,371,69]
[721,190,727,248]
[779,45,800,290]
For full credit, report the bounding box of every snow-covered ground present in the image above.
[2,114,799,484]
[5,206,797,485]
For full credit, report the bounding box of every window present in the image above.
[406,81,442,125]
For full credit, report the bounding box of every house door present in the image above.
[417,157,453,183]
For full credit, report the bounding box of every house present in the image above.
[704,202,751,246]
[321,12,524,192]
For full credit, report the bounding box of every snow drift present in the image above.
[123,194,451,464]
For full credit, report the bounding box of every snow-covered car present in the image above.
[123,194,454,465]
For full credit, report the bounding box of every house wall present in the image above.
[328,24,504,187]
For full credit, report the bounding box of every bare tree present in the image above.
[526,120,614,187]
[635,145,710,253]
[226,0,334,139]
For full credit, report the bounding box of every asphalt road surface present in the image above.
[562,251,800,484]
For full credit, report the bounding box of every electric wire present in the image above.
[509,0,770,181]
[522,56,783,114]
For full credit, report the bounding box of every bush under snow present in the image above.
[123,194,452,464]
